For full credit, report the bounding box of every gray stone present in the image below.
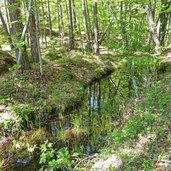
[91,154,123,171]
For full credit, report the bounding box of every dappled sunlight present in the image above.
[0,0,171,169]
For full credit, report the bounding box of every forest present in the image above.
[0,0,171,170]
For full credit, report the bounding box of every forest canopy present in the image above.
[0,0,171,71]
[0,0,171,171]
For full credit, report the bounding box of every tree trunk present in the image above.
[7,0,30,69]
[47,0,52,37]
[120,1,128,48]
[34,0,43,74]
[57,0,64,43]
[41,0,47,47]
[158,0,171,46]
[81,0,91,50]
[4,0,11,31]
[57,0,60,32]
[72,0,77,31]
[93,1,99,53]
[29,13,39,62]
[0,10,14,49]
[85,0,93,42]
[68,0,74,49]
[146,4,160,54]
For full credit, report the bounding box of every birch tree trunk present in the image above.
[85,0,93,42]
[93,1,99,53]
[3,0,10,31]
[0,10,14,49]
[146,4,160,54]
[72,0,77,31]
[41,0,47,47]
[57,0,64,43]
[81,0,91,50]
[47,0,52,37]
[7,0,30,69]
[69,0,74,49]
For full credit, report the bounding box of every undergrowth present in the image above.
[0,52,120,136]
[1,54,171,170]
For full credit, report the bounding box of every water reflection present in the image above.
[50,76,126,142]
[4,57,161,170]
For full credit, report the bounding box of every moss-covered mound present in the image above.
[0,50,14,75]
[0,52,122,136]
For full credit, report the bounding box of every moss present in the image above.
[44,46,66,61]
[0,50,14,75]
[0,51,121,134]
[158,60,171,74]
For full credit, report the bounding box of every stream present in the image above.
[1,56,161,170]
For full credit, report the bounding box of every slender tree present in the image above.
[72,0,77,31]
[81,0,91,50]
[157,0,171,45]
[34,0,43,74]
[146,3,160,54]
[29,10,39,62]
[47,0,52,37]
[41,0,48,47]
[7,0,30,69]
[0,10,14,49]
[68,0,74,49]
[93,0,99,53]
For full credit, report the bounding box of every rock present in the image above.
[91,154,123,171]
[163,47,171,61]
[86,146,97,155]
[0,111,20,137]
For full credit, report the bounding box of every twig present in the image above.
[109,78,124,97]
[73,154,97,171]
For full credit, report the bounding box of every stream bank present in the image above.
[1,52,171,170]
[0,52,122,136]
[0,51,124,170]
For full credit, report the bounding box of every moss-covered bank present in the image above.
[0,51,122,136]
[0,52,171,170]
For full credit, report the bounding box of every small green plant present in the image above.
[112,110,157,143]
[9,64,21,72]
[39,140,72,171]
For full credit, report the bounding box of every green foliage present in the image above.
[143,83,169,112]
[124,154,155,171]
[12,104,40,129]
[39,140,72,171]
[44,47,66,61]
[9,64,21,71]
[112,110,156,143]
